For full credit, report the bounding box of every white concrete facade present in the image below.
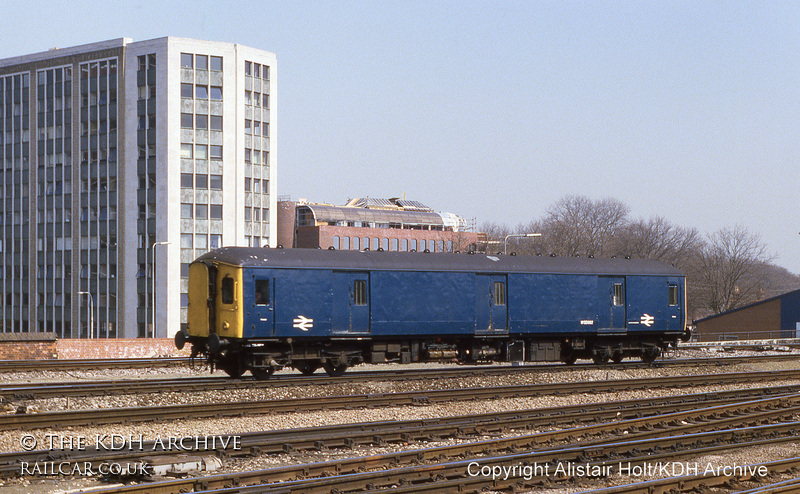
[0,37,277,338]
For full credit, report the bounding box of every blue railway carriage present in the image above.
[175,247,689,378]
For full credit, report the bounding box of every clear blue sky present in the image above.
[3,1,799,273]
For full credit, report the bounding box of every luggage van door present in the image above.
[476,274,508,332]
[599,276,627,333]
[332,271,370,333]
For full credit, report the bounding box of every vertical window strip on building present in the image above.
[136,53,156,337]
[244,60,270,248]
[35,65,73,337]
[79,58,118,338]
[178,52,225,329]
[1,72,31,332]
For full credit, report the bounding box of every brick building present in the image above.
[277,197,482,252]
[693,289,800,341]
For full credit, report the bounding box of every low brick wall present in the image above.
[0,336,191,360]
[56,338,190,359]
[0,334,58,360]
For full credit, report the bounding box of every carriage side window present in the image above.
[221,276,235,304]
[255,280,270,305]
[668,284,679,306]
[354,280,367,306]
[613,283,624,306]
[493,282,506,306]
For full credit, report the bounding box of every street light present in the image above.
[78,291,94,339]
[151,241,170,338]
[504,233,542,255]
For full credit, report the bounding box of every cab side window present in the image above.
[221,277,234,304]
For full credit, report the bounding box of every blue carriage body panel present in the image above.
[370,270,476,336]
[507,273,599,335]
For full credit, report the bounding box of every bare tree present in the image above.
[693,226,773,314]
[539,195,630,257]
[613,216,703,269]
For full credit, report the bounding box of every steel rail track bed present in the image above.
[5,369,800,431]
[6,381,800,479]
[75,398,800,493]
[0,350,797,376]
[3,353,799,401]
[0,358,192,373]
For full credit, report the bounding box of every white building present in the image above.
[0,37,277,338]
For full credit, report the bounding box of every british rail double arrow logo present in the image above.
[293,315,314,331]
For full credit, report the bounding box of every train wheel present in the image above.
[323,361,348,377]
[250,367,275,380]
[296,362,319,376]
[592,353,609,365]
[641,347,660,364]
[221,360,244,379]
[562,353,578,365]
[611,352,624,364]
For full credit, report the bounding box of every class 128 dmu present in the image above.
[174,247,690,378]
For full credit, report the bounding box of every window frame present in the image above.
[613,283,625,306]
[254,279,270,306]
[668,284,679,306]
[180,53,193,69]
[493,282,506,306]
[221,276,235,304]
[354,280,368,306]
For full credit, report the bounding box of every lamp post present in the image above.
[78,291,94,339]
[504,233,542,255]
[151,241,170,338]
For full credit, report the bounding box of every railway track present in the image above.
[581,457,800,493]
[0,350,797,375]
[4,368,800,431]
[0,357,191,373]
[69,389,800,493]
[3,353,799,401]
[5,381,800,479]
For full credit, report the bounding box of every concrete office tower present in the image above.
[0,37,277,338]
